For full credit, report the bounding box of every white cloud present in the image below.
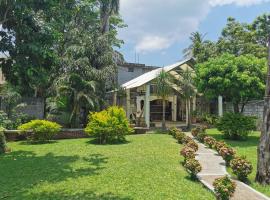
[209,0,270,6]
[119,0,269,54]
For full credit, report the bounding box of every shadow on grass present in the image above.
[22,190,133,200]
[86,138,131,145]
[0,151,108,199]
[19,140,59,145]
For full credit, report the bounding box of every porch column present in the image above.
[145,84,150,128]
[136,96,141,114]
[126,89,130,120]
[113,91,117,106]
[192,96,196,111]
[172,95,177,121]
[218,95,223,117]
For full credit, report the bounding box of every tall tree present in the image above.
[256,15,270,185]
[156,69,173,130]
[196,53,267,113]
[174,68,196,128]
[99,0,120,33]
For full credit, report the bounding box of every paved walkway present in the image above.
[186,132,270,200]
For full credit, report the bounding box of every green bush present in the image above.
[213,176,236,200]
[0,110,33,130]
[230,156,253,182]
[180,146,195,161]
[204,136,216,149]
[219,146,236,166]
[216,113,256,140]
[186,140,199,152]
[0,127,8,154]
[184,158,202,178]
[18,120,61,142]
[196,132,207,143]
[169,127,180,137]
[175,131,186,144]
[85,106,134,144]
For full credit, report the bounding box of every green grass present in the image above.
[206,128,270,197]
[0,134,214,200]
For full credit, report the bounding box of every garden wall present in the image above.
[4,129,88,141]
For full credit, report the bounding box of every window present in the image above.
[128,67,134,72]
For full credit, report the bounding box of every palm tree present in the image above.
[156,69,173,130]
[99,0,120,34]
[183,32,206,58]
[56,73,97,127]
[174,68,196,129]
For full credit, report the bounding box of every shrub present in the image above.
[230,156,253,182]
[199,125,208,133]
[85,106,134,144]
[191,127,200,137]
[184,158,202,178]
[216,112,256,140]
[180,146,195,161]
[204,136,216,149]
[0,110,33,130]
[186,140,199,151]
[0,127,9,153]
[219,147,236,166]
[18,120,61,142]
[215,141,228,152]
[175,131,186,144]
[169,127,180,137]
[213,176,236,200]
[196,132,207,143]
[182,136,193,144]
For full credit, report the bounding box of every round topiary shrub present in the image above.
[169,127,181,137]
[186,140,199,152]
[182,136,193,144]
[219,147,236,166]
[85,106,134,144]
[213,176,236,200]
[184,158,202,178]
[191,127,200,137]
[18,120,62,142]
[175,131,186,144]
[196,132,207,143]
[230,156,253,182]
[180,146,195,161]
[204,136,216,149]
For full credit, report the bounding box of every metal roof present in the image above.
[121,58,194,89]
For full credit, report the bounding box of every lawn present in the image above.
[206,128,270,197]
[0,134,214,200]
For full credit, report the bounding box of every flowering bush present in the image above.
[169,127,181,137]
[180,146,195,161]
[219,147,236,165]
[199,125,208,133]
[85,106,134,144]
[196,132,207,143]
[204,136,216,149]
[191,127,200,137]
[18,120,62,142]
[184,158,202,178]
[213,176,236,200]
[186,140,199,151]
[230,156,253,182]
[175,131,186,144]
[215,141,228,152]
[182,136,193,144]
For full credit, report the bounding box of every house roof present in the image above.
[121,58,195,89]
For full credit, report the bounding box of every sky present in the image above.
[117,0,270,67]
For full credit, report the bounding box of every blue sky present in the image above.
[118,0,270,67]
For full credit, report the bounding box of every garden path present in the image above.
[186,132,270,200]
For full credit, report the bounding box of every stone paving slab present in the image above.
[185,132,270,200]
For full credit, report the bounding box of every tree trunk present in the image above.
[233,103,239,113]
[256,36,270,184]
[101,13,110,34]
[162,98,166,130]
[186,98,191,128]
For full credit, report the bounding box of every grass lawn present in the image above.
[0,134,214,200]
[206,128,270,197]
